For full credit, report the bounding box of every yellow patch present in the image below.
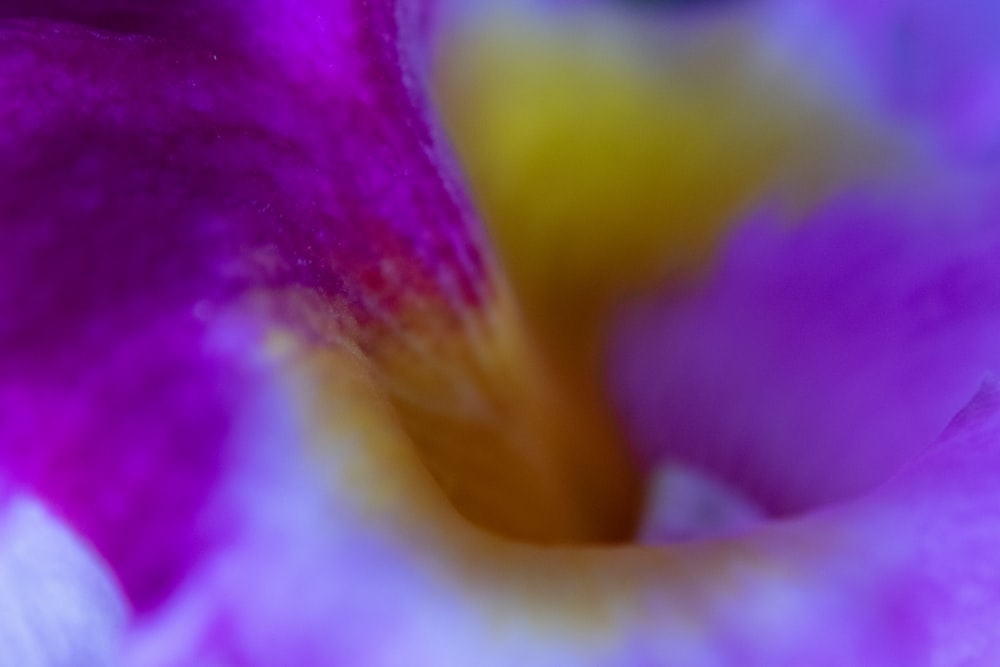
[433,5,908,426]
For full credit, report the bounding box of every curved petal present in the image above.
[126,370,1000,665]
[612,185,1000,515]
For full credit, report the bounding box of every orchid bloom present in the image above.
[4,1,1000,666]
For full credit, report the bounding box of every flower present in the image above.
[3,1,1000,666]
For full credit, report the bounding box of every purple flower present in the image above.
[3,1,1000,665]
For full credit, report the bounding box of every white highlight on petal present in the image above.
[639,465,764,544]
[0,495,127,667]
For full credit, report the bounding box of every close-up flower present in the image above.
[3,0,1000,665]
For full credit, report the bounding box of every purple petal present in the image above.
[0,0,490,611]
[612,187,1000,516]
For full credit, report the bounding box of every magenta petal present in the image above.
[0,315,242,612]
[612,191,1000,515]
[0,0,489,611]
